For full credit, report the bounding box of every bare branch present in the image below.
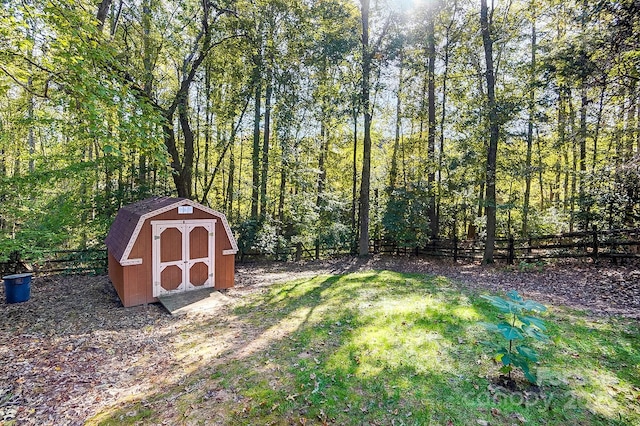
[0,65,49,99]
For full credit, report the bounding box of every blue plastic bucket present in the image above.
[3,273,32,303]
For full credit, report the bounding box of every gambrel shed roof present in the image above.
[105,196,238,266]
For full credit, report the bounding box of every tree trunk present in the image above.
[278,160,287,225]
[481,0,499,264]
[199,97,250,204]
[536,130,545,209]
[358,0,372,257]
[96,0,112,31]
[317,122,329,207]
[592,85,606,173]
[568,91,577,231]
[351,106,358,235]
[426,10,438,239]
[578,85,588,228]
[437,3,456,239]
[163,117,188,198]
[389,51,402,191]
[626,81,637,160]
[28,81,35,173]
[260,68,272,218]
[251,77,262,219]
[177,99,195,198]
[522,7,536,236]
[226,146,235,214]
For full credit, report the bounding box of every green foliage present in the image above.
[479,290,550,384]
[517,260,545,273]
[382,182,431,248]
[236,216,286,256]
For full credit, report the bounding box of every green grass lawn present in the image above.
[94,271,640,425]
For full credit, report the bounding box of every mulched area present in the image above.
[0,256,638,424]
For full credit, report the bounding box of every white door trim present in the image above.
[151,219,216,297]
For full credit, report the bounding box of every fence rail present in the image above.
[241,226,640,265]
[2,227,638,275]
[1,249,108,276]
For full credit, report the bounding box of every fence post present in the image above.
[315,239,320,260]
[295,242,302,262]
[453,235,458,262]
[592,225,598,263]
[507,235,515,265]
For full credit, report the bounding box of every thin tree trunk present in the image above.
[28,81,35,173]
[536,129,545,209]
[627,81,637,160]
[389,51,402,191]
[317,122,329,207]
[481,0,499,264]
[468,181,484,240]
[351,106,358,235]
[568,90,576,231]
[260,67,272,218]
[592,84,606,173]
[278,159,287,224]
[426,10,438,239]
[251,76,262,219]
[437,2,456,237]
[226,145,235,214]
[358,0,372,257]
[237,134,244,222]
[199,97,250,204]
[637,84,640,154]
[578,86,587,228]
[522,6,536,236]
[418,73,427,158]
[202,65,212,199]
[570,140,577,232]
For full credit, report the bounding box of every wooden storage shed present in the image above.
[105,197,238,307]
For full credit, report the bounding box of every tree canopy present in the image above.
[1,0,638,260]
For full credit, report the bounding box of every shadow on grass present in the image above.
[88,271,640,426]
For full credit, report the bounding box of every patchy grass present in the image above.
[90,271,640,425]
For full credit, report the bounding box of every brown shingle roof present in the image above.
[105,197,186,263]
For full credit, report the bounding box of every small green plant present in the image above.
[479,290,550,384]
[517,260,544,272]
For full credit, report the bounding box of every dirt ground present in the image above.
[0,256,638,425]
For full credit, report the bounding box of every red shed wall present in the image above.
[108,252,125,303]
[119,207,235,307]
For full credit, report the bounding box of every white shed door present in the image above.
[151,219,216,297]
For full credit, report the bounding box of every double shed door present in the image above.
[151,219,216,297]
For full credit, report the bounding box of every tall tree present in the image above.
[358,0,372,256]
[480,0,499,263]
[522,3,537,235]
[426,5,438,239]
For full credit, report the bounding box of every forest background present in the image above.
[0,0,638,263]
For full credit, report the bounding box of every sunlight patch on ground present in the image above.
[451,306,481,321]
[569,367,638,420]
[234,306,313,360]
